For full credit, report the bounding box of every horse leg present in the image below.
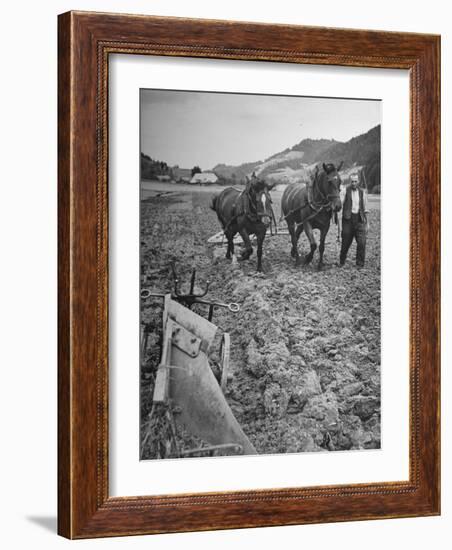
[318,227,327,270]
[294,223,304,265]
[288,219,304,264]
[287,221,299,260]
[225,230,235,259]
[238,228,253,260]
[256,226,266,272]
[303,221,317,265]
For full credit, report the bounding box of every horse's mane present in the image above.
[316,169,329,187]
[246,177,266,193]
[323,163,337,174]
[307,166,329,203]
[310,163,339,189]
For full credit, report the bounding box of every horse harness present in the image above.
[222,187,276,234]
[281,173,340,226]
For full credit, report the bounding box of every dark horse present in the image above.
[211,176,275,272]
[281,162,343,269]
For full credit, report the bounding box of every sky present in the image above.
[141,89,381,170]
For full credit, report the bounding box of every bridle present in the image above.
[309,171,341,213]
[279,169,342,226]
[244,184,274,224]
[222,183,276,235]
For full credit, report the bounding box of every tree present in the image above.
[191,166,202,177]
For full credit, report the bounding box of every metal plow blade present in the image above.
[170,346,256,456]
[154,296,256,457]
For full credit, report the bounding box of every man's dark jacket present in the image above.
[342,186,367,223]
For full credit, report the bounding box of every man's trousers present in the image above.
[340,213,367,267]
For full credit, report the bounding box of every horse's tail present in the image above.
[210,194,218,212]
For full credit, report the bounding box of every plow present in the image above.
[141,266,256,459]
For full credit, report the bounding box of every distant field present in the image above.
[141,179,232,198]
[141,180,381,222]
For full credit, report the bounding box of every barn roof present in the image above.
[190,172,218,183]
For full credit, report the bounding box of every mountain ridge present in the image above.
[212,125,381,192]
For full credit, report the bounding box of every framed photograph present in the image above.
[58,11,440,538]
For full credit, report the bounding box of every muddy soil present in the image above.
[140,188,380,458]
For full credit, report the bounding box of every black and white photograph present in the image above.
[140,88,381,460]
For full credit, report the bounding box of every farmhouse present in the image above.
[190,172,218,184]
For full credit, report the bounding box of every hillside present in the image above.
[317,125,381,192]
[141,153,171,180]
[212,160,262,182]
[212,125,381,193]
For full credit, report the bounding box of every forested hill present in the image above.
[317,125,381,192]
[212,125,381,193]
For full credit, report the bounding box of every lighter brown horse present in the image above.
[281,162,343,269]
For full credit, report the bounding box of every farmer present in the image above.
[339,173,369,267]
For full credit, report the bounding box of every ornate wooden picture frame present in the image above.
[58,11,440,539]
